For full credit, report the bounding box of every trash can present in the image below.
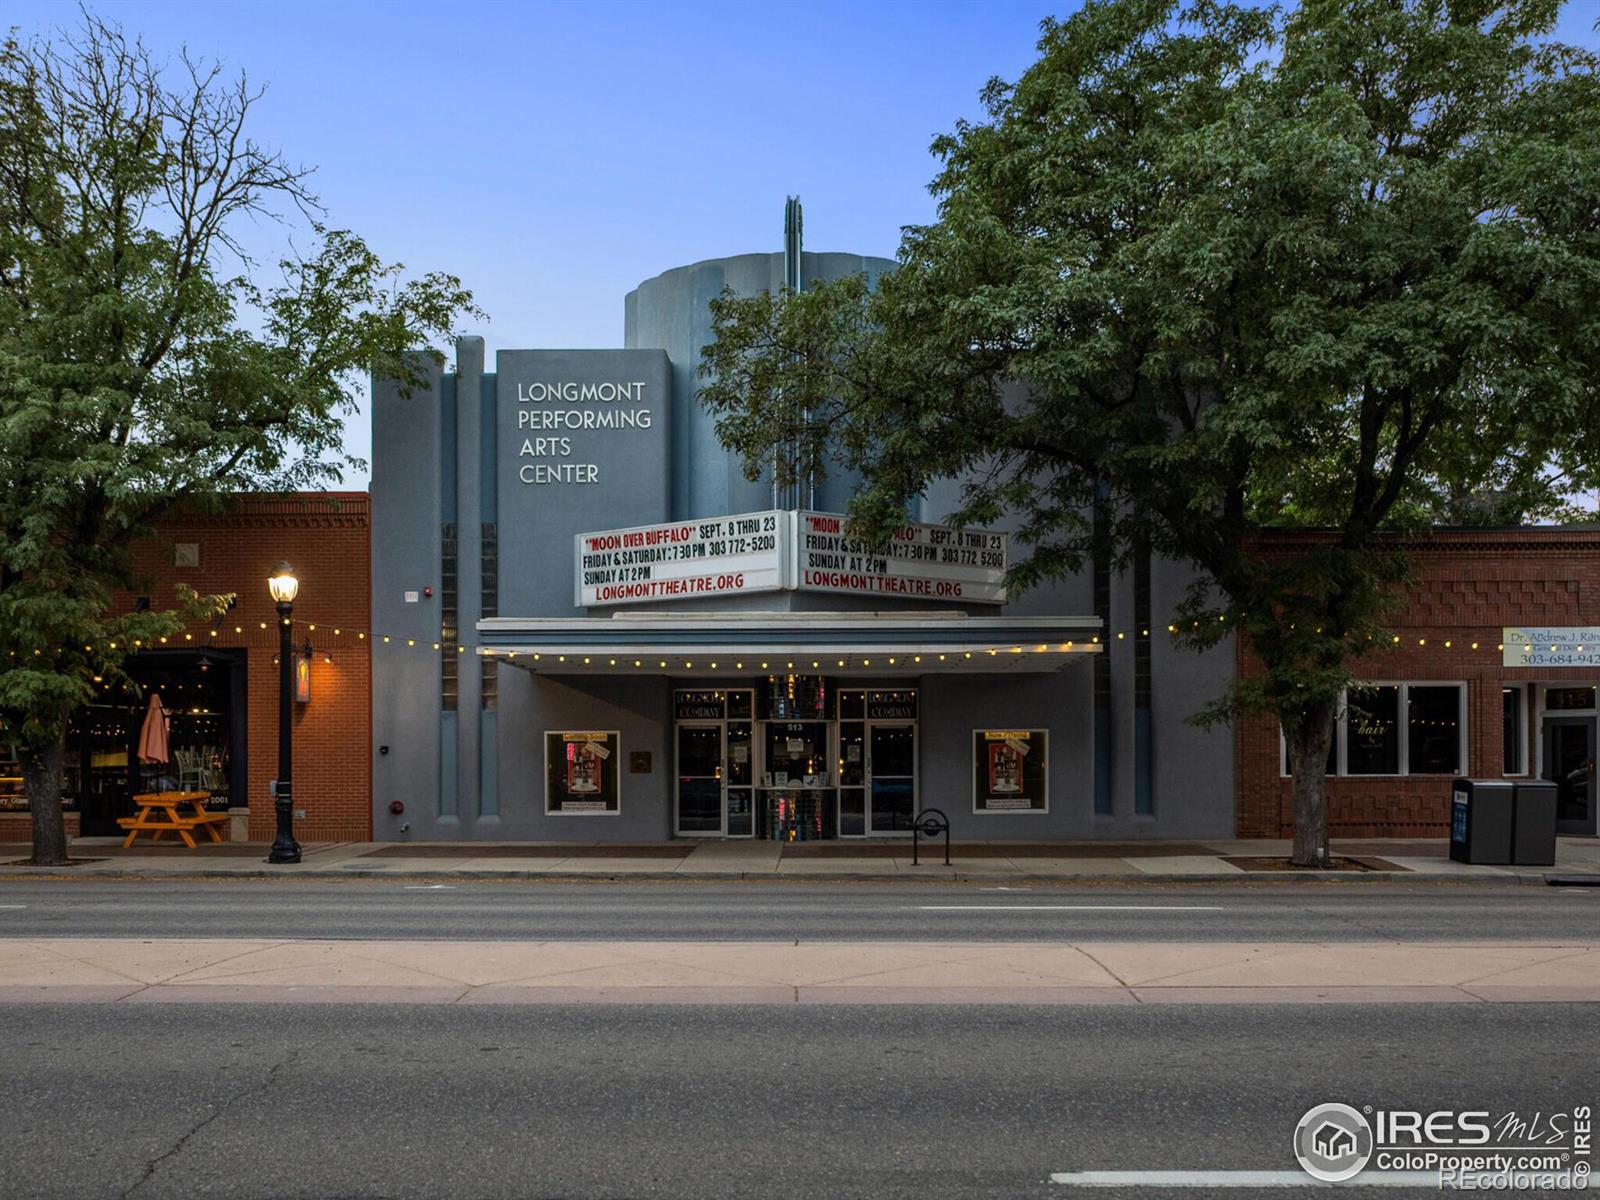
[1449,779,1514,865]
[1511,781,1558,867]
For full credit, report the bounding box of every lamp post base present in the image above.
[266,790,301,864]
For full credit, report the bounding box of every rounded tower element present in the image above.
[624,199,894,520]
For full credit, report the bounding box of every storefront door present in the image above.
[1544,716,1597,836]
[868,722,916,834]
[675,723,724,835]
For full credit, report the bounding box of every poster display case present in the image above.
[973,729,1048,813]
[545,730,621,814]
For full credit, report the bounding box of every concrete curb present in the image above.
[0,865,1576,885]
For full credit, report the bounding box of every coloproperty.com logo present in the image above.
[1294,1102,1592,1189]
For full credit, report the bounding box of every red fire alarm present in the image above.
[422,586,434,598]
[388,800,405,815]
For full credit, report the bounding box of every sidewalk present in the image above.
[3,836,1598,883]
[1,937,1594,1004]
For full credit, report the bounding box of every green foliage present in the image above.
[700,0,1600,861]
[0,14,478,852]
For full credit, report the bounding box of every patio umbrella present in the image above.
[137,694,170,765]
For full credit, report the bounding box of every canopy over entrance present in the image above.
[477,610,1101,675]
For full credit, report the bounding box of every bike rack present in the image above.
[911,807,950,867]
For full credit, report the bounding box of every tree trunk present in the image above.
[22,732,69,867]
[1285,703,1336,869]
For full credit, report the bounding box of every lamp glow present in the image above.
[267,562,300,604]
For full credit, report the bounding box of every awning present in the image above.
[476,610,1101,675]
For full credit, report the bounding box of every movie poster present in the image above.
[546,731,620,814]
[973,730,1048,812]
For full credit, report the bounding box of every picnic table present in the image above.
[118,791,228,849]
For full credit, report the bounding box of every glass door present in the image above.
[868,722,916,834]
[675,723,725,835]
[1544,716,1597,836]
[725,717,753,838]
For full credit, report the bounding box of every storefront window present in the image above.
[0,740,23,812]
[1344,687,1400,775]
[1406,685,1461,774]
[1502,687,1525,775]
[1283,683,1468,777]
[759,674,832,720]
[762,722,828,786]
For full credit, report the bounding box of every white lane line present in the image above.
[916,905,1224,911]
[402,885,457,891]
[0,904,26,909]
[1050,1169,1439,1187]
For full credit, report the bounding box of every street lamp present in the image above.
[267,562,302,864]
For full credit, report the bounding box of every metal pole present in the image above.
[267,600,302,864]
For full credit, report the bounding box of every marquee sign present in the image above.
[575,511,787,607]
[796,511,1007,605]
[577,510,1009,608]
[1503,627,1600,669]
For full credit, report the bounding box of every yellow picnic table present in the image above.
[118,791,228,849]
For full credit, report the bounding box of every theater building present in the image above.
[368,218,1237,843]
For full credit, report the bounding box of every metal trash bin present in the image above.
[1450,779,1514,865]
[1511,781,1558,867]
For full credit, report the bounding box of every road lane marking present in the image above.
[915,905,1224,911]
[402,885,457,891]
[1050,1169,1438,1187]
[0,905,25,909]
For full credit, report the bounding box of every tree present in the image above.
[699,0,1600,865]
[0,14,478,864]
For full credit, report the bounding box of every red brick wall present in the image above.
[1236,529,1600,837]
[118,494,372,843]
[0,813,79,845]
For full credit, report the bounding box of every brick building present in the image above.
[0,493,371,843]
[1236,528,1600,839]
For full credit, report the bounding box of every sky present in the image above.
[11,0,1600,488]
[14,0,1065,482]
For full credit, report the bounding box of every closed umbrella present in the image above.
[137,694,170,765]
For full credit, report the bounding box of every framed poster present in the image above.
[545,731,621,814]
[973,730,1048,813]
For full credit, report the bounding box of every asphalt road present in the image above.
[0,878,1595,941]
[3,1002,1592,1200]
